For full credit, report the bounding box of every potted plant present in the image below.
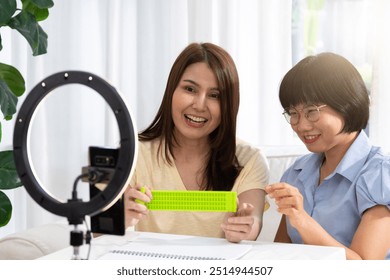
[0,0,53,227]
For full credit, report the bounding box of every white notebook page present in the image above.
[98,233,252,260]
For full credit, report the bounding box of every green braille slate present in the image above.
[137,187,237,212]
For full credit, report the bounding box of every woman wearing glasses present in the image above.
[266,53,390,259]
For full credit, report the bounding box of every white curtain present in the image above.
[370,0,390,152]
[291,0,390,153]
[0,0,293,237]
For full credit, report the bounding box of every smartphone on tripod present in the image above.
[88,146,125,235]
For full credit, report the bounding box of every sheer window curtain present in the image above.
[370,0,390,152]
[293,0,390,153]
[0,0,292,237]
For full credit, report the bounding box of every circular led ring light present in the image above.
[13,71,137,220]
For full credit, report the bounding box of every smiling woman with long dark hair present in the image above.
[124,42,269,243]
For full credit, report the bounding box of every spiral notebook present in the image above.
[98,232,252,260]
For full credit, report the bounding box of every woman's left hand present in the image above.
[221,202,260,243]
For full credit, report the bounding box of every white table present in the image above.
[39,230,346,260]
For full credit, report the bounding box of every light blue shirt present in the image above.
[281,131,390,246]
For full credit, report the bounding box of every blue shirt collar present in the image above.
[294,130,372,183]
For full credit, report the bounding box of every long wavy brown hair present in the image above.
[139,42,241,191]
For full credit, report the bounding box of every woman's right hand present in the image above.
[124,184,153,228]
[265,182,308,229]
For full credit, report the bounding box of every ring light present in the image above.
[13,71,137,222]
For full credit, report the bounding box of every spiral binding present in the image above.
[110,249,224,260]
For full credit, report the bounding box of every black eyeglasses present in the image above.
[282,104,327,125]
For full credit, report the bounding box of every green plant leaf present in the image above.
[8,10,48,56]
[23,4,49,22]
[22,0,50,22]
[0,63,25,119]
[0,79,18,120]
[30,0,54,9]
[0,0,17,26]
[0,150,22,190]
[22,0,54,21]
[0,190,12,227]
[0,62,25,97]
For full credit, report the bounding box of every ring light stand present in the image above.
[13,71,137,259]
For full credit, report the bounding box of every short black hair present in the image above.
[279,52,370,133]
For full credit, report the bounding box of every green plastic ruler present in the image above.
[137,188,237,212]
